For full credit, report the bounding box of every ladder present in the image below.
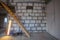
[0,1,30,37]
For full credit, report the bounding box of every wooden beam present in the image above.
[0,1,30,37]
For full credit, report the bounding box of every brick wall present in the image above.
[8,0,46,32]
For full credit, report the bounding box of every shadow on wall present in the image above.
[45,0,52,4]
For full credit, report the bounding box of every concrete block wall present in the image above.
[7,0,46,32]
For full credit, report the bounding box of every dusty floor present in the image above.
[0,32,58,40]
[13,32,58,40]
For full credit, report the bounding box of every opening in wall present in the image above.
[26,6,33,10]
[4,17,8,23]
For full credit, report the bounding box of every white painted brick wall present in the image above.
[12,24,18,27]
[17,3,22,6]
[22,10,26,13]
[42,20,46,23]
[40,23,46,27]
[21,20,25,23]
[12,0,42,2]
[35,20,41,23]
[18,6,21,9]
[33,31,38,32]
[21,7,26,10]
[35,24,38,27]
[34,13,40,16]
[17,13,24,16]
[37,7,42,9]
[16,10,21,13]
[34,3,39,6]
[27,10,32,13]
[30,20,35,23]
[21,16,27,20]
[42,13,46,16]
[24,24,29,27]
[29,13,35,16]
[22,7,26,9]
[34,7,41,10]
[38,17,42,19]
[38,10,42,13]
[23,13,29,16]
[26,27,30,30]
[44,17,47,19]
[29,24,35,27]
[8,2,46,32]
[26,17,32,19]
[42,27,46,30]
[32,17,37,19]
[25,20,30,23]
[37,27,41,30]
[33,10,38,13]
[23,3,27,6]
[11,3,16,6]
[31,27,36,30]
[38,4,42,6]
[28,3,33,6]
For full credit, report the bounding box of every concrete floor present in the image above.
[13,32,58,40]
[0,32,58,40]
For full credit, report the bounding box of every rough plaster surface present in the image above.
[46,0,60,40]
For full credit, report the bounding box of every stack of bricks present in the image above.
[8,0,46,32]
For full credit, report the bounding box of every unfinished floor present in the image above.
[12,32,58,40]
[0,32,58,40]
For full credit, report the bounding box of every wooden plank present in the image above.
[7,20,12,36]
[0,1,30,37]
